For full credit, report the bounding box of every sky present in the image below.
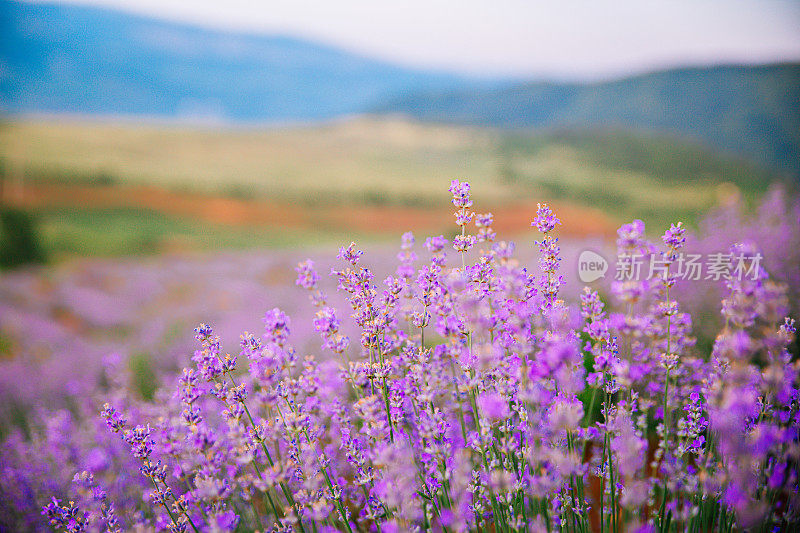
[26,0,800,79]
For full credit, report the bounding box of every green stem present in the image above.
[282,399,354,533]
[148,472,200,533]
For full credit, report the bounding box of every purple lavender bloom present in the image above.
[531,203,560,233]
[453,233,476,253]
[295,259,320,289]
[400,231,415,249]
[475,212,493,228]
[100,403,127,433]
[263,307,291,346]
[547,394,584,432]
[210,510,239,530]
[448,179,473,209]
[425,235,448,254]
[476,391,510,422]
[42,498,88,532]
[124,425,154,459]
[662,221,687,250]
[194,323,213,341]
[474,212,496,243]
[424,235,449,266]
[455,209,474,226]
[617,219,646,250]
[314,307,340,335]
[337,241,363,265]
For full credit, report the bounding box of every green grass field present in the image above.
[0,117,782,259]
[36,207,362,257]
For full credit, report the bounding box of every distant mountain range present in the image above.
[381,64,800,179]
[2,0,799,178]
[0,0,476,121]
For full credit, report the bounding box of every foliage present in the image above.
[2,181,797,532]
[0,207,47,269]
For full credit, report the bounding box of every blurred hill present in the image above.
[0,0,474,121]
[0,117,778,258]
[1,0,798,178]
[381,64,800,179]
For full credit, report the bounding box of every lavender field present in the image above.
[1,181,798,532]
[4,0,800,531]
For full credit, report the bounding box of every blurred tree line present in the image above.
[0,158,47,269]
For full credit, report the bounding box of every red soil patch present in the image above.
[11,182,306,227]
[317,204,450,235]
[8,182,617,241]
[492,200,617,238]
[320,200,616,239]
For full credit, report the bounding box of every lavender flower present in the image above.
[474,212,496,243]
[0,180,795,533]
[263,307,291,346]
[295,259,320,290]
[662,221,686,251]
[449,179,473,210]
[531,203,560,233]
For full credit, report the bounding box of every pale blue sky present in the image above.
[28,0,800,79]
